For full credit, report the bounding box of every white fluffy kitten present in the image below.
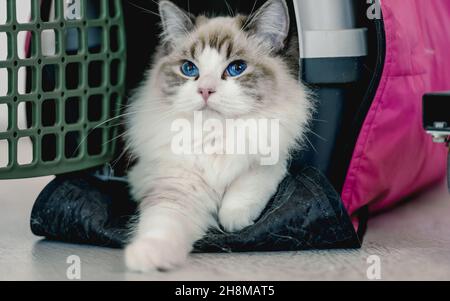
[124,0,311,272]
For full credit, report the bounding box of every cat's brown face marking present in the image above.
[154,0,295,117]
[159,61,189,98]
[187,15,246,60]
[155,15,282,114]
[184,25,242,62]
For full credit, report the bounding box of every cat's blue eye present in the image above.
[226,60,248,77]
[181,61,199,77]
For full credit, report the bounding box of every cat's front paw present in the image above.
[218,202,260,232]
[125,237,188,272]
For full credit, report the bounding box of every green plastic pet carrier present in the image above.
[0,0,126,179]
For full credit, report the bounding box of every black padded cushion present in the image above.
[30,167,360,251]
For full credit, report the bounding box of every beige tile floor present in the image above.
[0,175,450,281]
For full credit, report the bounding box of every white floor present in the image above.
[1,175,450,281]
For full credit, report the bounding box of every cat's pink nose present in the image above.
[198,88,216,102]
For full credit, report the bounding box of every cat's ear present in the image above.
[245,0,290,52]
[159,1,194,44]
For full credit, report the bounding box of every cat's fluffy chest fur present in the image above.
[128,109,268,200]
[124,0,312,272]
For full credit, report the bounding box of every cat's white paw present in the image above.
[219,202,259,232]
[125,237,188,272]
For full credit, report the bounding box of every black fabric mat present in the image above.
[30,167,360,251]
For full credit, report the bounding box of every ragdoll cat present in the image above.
[124,0,312,272]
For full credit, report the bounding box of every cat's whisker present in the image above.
[109,155,126,171]
[102,131,129,147]
[311,118,328,123]
[125,152,135,171]
[109,144,131,170]
[241,0,260,31]
[70,111,142,155]
[127,1,161,18]
[149,0,160,7]
[304,136,318,154]
[308,130,327,142]
[224,0,235,17]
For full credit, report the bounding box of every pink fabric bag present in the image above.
[342,0,450,217]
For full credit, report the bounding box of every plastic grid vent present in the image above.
[0,0,126,179]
